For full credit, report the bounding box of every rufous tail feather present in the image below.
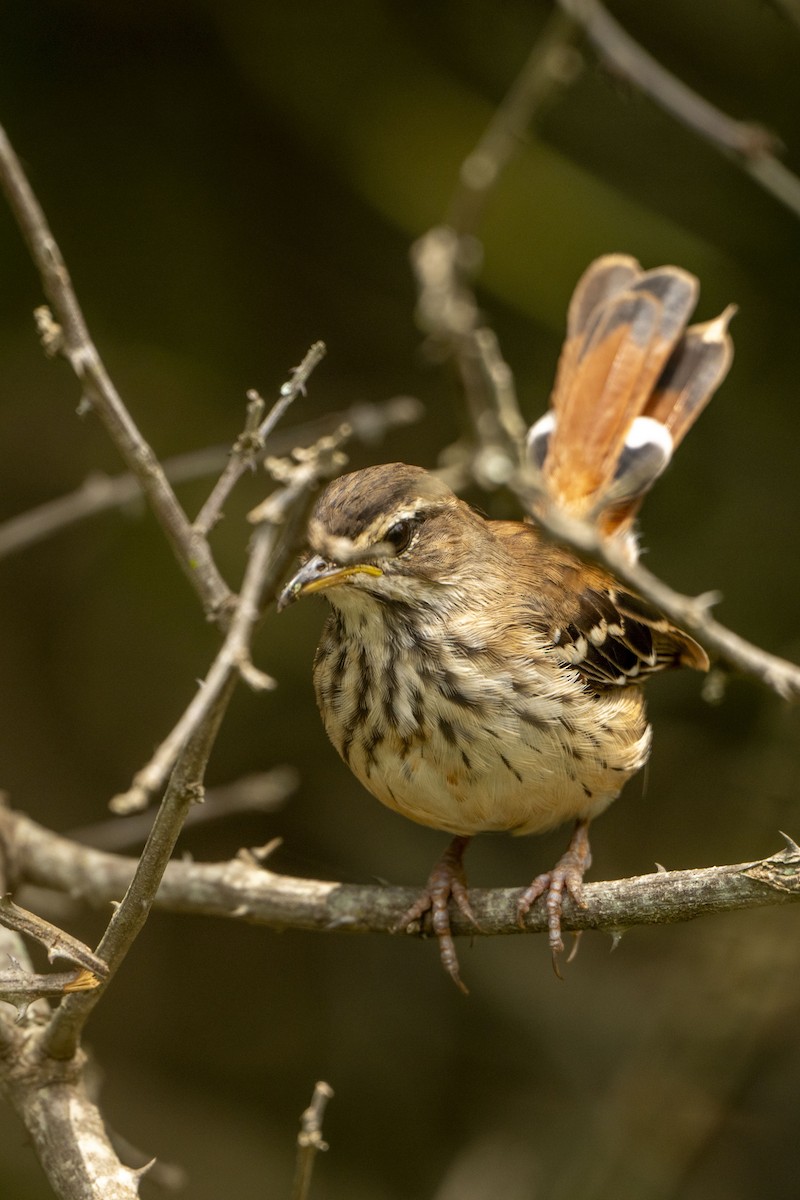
[527,255,735,538]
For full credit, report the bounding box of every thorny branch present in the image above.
[110,431,350,818]
[3,808,800,945]
[1,811,800,950]
[0,830,134,1199]
[0,896,108,978]
[43,441,345,1059]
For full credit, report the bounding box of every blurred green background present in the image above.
[2,2,800,1197]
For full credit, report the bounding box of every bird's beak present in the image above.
[277,555,383,611]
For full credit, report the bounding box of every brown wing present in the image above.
[549,584,709,691]
[492,519,708,692]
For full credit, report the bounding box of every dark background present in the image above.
[2,2,800,1197]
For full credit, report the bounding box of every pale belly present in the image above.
[314,619,651,838]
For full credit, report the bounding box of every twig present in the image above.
[262,341,329,440]
[0,896,108,975]
[109,523,281,816]
[0,965,100,1007]
[111,445,338,817]
[448,10,582,235]
[193,341,327,538]
[41,675,238,1061]
[69,767,298,852]
[0,396,423,563]
[412,226,527,486]
[558,0,800,221]
[5,808,800,943]
[291,1081,334,1200]
[0,121,233,621]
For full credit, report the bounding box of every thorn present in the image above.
[778,830,800,855]
[609,929,625,952]
[566,931,582,963]
[252,836,284,863]
[654,862,667,873]
[131,1158,157,1181]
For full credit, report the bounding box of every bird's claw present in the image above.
[393,836,478,994]
[516,819,592,976]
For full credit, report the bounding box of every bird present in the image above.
[278,254,735,992]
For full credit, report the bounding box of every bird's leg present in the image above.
[393,835,479,994]
[516,819,592,978]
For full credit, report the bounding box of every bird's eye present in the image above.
[384,519,415,555]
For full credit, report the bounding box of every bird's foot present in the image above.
[516,819,592,978]
[393,835,479,994]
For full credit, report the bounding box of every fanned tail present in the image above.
[528,255,735,538]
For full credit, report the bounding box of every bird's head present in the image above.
[277,463,490,612]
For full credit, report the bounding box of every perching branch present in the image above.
[4,808,799,944]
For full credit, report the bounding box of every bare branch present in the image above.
[292,1081,334,1200]
[0,965,100,1007]
[0,395,423,563]
[5,808,800,944]
[0,896,108,976]
[0,120,233,621]
[41,443,344,1059]
[448,11,582,235]
[108,525,279,817]
[412,225,526,487]
[261,340,329,440]
[69,767,298,853]
[193,340,327,538]
[414,101,800,702]
[111,441,341,818]
[2,1039,143,1200]
[558,0,800,221]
